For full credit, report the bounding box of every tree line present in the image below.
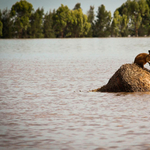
[0,0,150,38]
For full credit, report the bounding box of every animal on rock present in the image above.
[134,50,150,68]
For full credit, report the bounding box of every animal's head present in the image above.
[146,54,150,62]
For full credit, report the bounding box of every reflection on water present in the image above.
[0,38,150,150]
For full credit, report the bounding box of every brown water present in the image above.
[0,38,150,150]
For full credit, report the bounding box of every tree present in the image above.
[129,0,149,36]
[68,8,91,37]
[129,0,142,36]
[0,10,2,37]
[138,0,150,36]
[28,8,44,38]
[11,0,33,38]
[0,21,2,37]
[87,6,95,37]
[53,4,71,37]
[94,4,111,37]
[50,4,91,38]
[69,9,83,37]
[116,0,149,36]
[111,10,122,36]
[120,14,129,36]
[43,10,56,38]
[147,0,150,7]
[87,6,95,23]
[1,9,13,38]
[82,14,91,36]
[111,10,128,37]
[73,3,81,10]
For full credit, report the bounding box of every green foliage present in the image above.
[73,3,81,10]
[1,0,150,38]
[11,0,33,38]
[71,2,91,37]
[43,11,56,38]
[94,5,111,37]
[0,9,13,38]
[87,6,95,23]
[147,0,150,8]
[121,14,129,36]
[68,9,91,37]
[115,0,150,36]
[111,10,129,37]
[0,21,3,37]
[86,6,95,37]
[111,10,122,36]
[53,4,71,37]
[53,4,90,38]
[28,8,44,38]
[82,14,91,36]
[0,10,2,37]
[138,0,150,36]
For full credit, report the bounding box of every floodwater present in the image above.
[0,38,150,150]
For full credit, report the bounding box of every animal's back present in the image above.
[134,53,148,68]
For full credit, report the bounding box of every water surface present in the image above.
[0,38,150,150]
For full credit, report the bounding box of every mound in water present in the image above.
[92,63,150,92]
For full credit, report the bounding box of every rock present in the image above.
[93,63,150,92]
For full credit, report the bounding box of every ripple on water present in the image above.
[0,39,150,150]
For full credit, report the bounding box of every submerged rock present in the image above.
[93,63,150,92]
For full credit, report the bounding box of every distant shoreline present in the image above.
[1,0,150,39]
[0,37,150,40]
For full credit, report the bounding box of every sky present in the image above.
[0,0,127,16]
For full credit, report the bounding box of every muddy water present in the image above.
[0,38,150,150]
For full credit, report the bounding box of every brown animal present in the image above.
[134,52,150,68]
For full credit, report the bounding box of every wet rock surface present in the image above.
[93,63,150,92]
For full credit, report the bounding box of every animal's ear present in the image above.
[148,50,150,54]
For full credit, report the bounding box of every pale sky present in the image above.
[0,0,127,16]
